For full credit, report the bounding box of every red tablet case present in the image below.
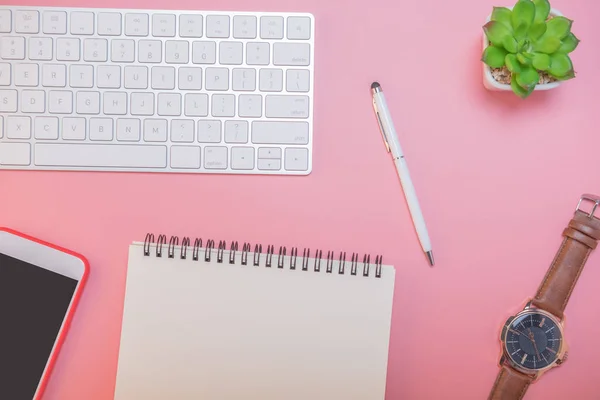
[0,227,90,400]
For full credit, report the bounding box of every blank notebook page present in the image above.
[114,238,396,400]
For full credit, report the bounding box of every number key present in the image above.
[138,40,162,63]
[165,41,189,64]
[0,37,25,60]
[83,38,108,62]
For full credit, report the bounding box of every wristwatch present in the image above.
[488,194,600,400]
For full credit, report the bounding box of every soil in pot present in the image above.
[490,65,558,85]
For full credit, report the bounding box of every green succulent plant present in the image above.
[481,0,580,98]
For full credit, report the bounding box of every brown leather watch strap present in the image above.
[531,207,600,320]
[488,365,533,400]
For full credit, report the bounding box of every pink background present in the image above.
[2,0,600,398]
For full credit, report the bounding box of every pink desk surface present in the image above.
[2,0,600,398]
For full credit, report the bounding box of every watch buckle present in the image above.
[576,194,600,219]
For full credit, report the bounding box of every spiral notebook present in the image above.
[114,234,396,400]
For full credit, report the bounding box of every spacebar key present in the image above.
[35,144,168,168]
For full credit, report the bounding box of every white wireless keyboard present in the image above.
[0,6,314,175]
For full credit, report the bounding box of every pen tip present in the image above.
[426,251,435,267]
[371,81,380,90]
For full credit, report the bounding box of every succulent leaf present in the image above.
[558,32,580,53]
[505,54,522,73]
[534,35,561,53]
[548,53,573,78]
[545,16,572,39]
[511,75,535,98]
[491,7,513,27]
[482,45,508,68]
[483,21,513,47]
[528,22,547,41]
[532,53,551,70]
[532,0,550,24]
[502,36,518,53]
[511,0,535,33]
[517,53,530,65]
[516,66,540,90]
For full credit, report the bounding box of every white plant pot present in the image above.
[482,8,563,91]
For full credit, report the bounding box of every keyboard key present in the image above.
[70,12,94,35]
[117,118,140,141]
[70,65,94,88]
[179,67,202,90]
[238,94,262,118]
[285,148,309,171]
[124,66,148,89]
[0,10,11,33]
[251,121,308,144]
[273,43,310,66]
[197,120,221,143]
[205,68,229,91]
[139,40,162,63]
[232,68,256,91]
[225,121,248,143]
[151,66,175,90]
[265,95,309,118]
[287,16,311,40]
[257,158,281,171]
[204,146,227,169]
[77,91,100,114]
[170,145,200,169]
[7,116,31,139]
[179,15,203,38]
[152,14,175,37]
[246,42,269,65]
[15,10,39,34]
[0,116,3,137]
[286,69,310,92]
[0,143,30,166]
[157,93,181,116]
[111,39,135,62]
[56,38,80,61]
[0,63,10,85]
[171,119,194,142]
[14,64,38,86]
[83,38,108,62]
[62,117,86,140]
[90,118,113,141]
[219,41,243,65]
[260,16,283,39]
[97,65,121,89]
[21,90,45,113]
[144,119,167,142]
[231,147,254,170]
[29,37,53,61]
[192,41,216,64]
[184,93,208,117]
[258,147,281,159]
[233,16,256,39]
[48,90,72,113]
[43,11,67,34]
[34,116,58,139]
[0,89,18,112]
[259,68,283,92]
[165,41,189,64]
[98,12,122,36]
[34,143,167,168]
[206,15,229,38]
[1,37,25,60]
[125,13,149,36]
[211,94,234,117]
[103,91,127,115]
[130,92,154,115]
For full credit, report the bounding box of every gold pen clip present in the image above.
[375,110,390,153]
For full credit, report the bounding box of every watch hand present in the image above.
[528,329,541,361]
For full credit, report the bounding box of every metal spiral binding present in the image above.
[142,234,384,278]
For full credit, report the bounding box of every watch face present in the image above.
[504,310,563,371]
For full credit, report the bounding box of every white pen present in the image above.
[371,81,434,266]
